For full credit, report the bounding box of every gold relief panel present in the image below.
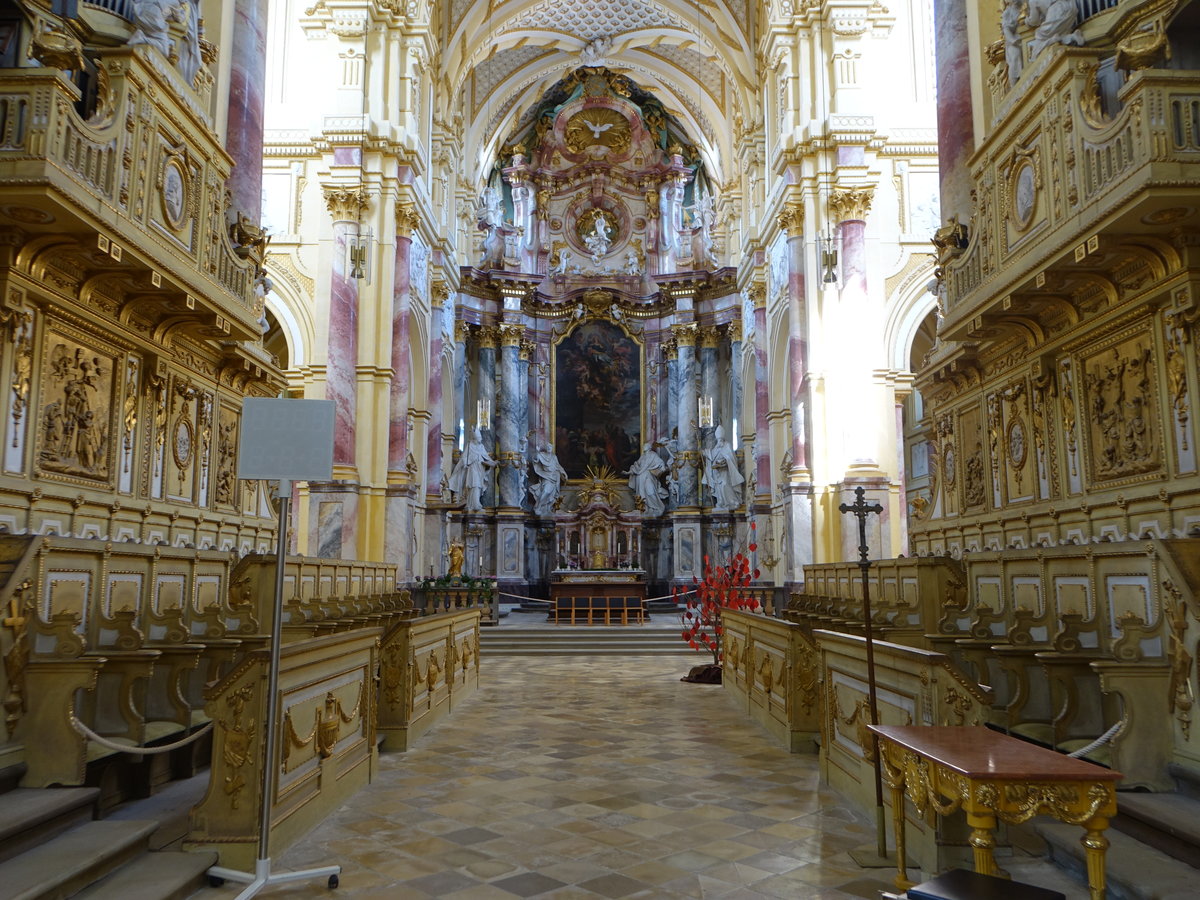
[959,404,986,510]
[214,406,239,507]
[36,329,118,486]
[1081,333,1162,483]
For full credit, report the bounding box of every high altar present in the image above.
[440,67,756,598]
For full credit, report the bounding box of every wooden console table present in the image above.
[868,725,1122,900]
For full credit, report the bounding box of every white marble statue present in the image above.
[624,249,641,275]
[529,442,567,516]
[628,443,668,518]
[1001,0,1024,86]
[128,0,175,60]
[1026,0,1083,60]
[177,0,202,86]
[478,187,504,269]
[550,247,571,276]
[448,425,496,512]
[702,425,744,510]
[585,214,611,263]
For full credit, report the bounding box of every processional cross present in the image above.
[838,487,890,861]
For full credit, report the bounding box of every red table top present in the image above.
[869,725,1123,783]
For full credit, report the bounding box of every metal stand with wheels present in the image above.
[206,481,340,898]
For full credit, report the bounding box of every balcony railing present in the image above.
[941,53,1200,333]
[0,55,260,336]
[1077,0,1120,20]
[83,0,134,19]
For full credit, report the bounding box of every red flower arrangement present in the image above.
[678,523,761,671]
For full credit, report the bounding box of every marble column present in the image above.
[388,204,419,473]
[452,321,468,460]
[426,282,450,504]
[225,0,268,220]
[310,186,367,560]
[323,187,366,467]
[934,0,976,225]
[831,186,876,467]
[477,327,498,509]
[497,325,523,509]
[662,336,679,506]
[729,319,744,463]
[673,323,700,508]
[751,287,772,498]
[779,205,809,474]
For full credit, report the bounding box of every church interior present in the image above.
[1,0,1200,897]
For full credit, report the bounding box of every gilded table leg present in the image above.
[965,809,1000,876]
[1081,816,1109,900]
[890,782,914,891]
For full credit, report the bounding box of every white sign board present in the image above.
[238,398,335,482]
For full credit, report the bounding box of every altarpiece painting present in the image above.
[554,320,641,479]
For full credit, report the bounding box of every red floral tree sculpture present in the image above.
[678,524,760,682]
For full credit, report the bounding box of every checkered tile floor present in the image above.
[199,656,1088,899]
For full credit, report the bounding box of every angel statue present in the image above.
[584,214,611,263]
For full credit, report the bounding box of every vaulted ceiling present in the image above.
[439,0,759,187]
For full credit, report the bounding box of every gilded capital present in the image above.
[699,325,720,349]
[477,325,500,349]
[323,185,369,222]
[748,283,766,310]
[453,320,471,344]
[499,323,523,348]
[432,279,452,306]
[829,186,875,223]
[395,202,421,238]
[518,338,536,361]
[671,322,698,347]
[777,204,805,237]
[661,337,678,361]
[727,318,743,343]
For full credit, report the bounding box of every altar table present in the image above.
[868,725,1122,900]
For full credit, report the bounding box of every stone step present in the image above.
[0,819,156,900]
[1112,792,1200,869]
[0,786,100,865]
[72,849,218,900]
[480,624,698,656]
[1037,821,1199,899]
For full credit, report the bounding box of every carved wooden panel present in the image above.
[1081,332,1162,484]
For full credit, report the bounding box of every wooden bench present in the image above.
[550,595,645,625]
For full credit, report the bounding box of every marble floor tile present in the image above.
[200,656,1087,899]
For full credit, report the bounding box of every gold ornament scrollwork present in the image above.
[2,579,34,738]
[217,684,256,810]
[3,309,32,448]
[1165,579,1194,738]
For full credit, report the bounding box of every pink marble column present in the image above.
[323,187,365,466]
[838,220,868,300]
[753,295,772,493]
[225,0,269,220]
[785,224,809,472]
[388,228,413,471]
[425,312,445,503]
[935,0,976,224]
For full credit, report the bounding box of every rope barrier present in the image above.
[1066,719,1126,759]
[69,715,214,754]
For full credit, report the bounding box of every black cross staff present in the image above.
[839,486,888,858]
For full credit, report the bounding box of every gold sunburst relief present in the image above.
[564,107,632,156]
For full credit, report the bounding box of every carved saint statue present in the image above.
[628,443,668,518]
[1001,0,1024,86]
[448,426,496,512]
[477,186,504,269]
[447,541,465,577]
[1026,0,1083,60]
[529,442,568,516]
[702,424,744,511]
